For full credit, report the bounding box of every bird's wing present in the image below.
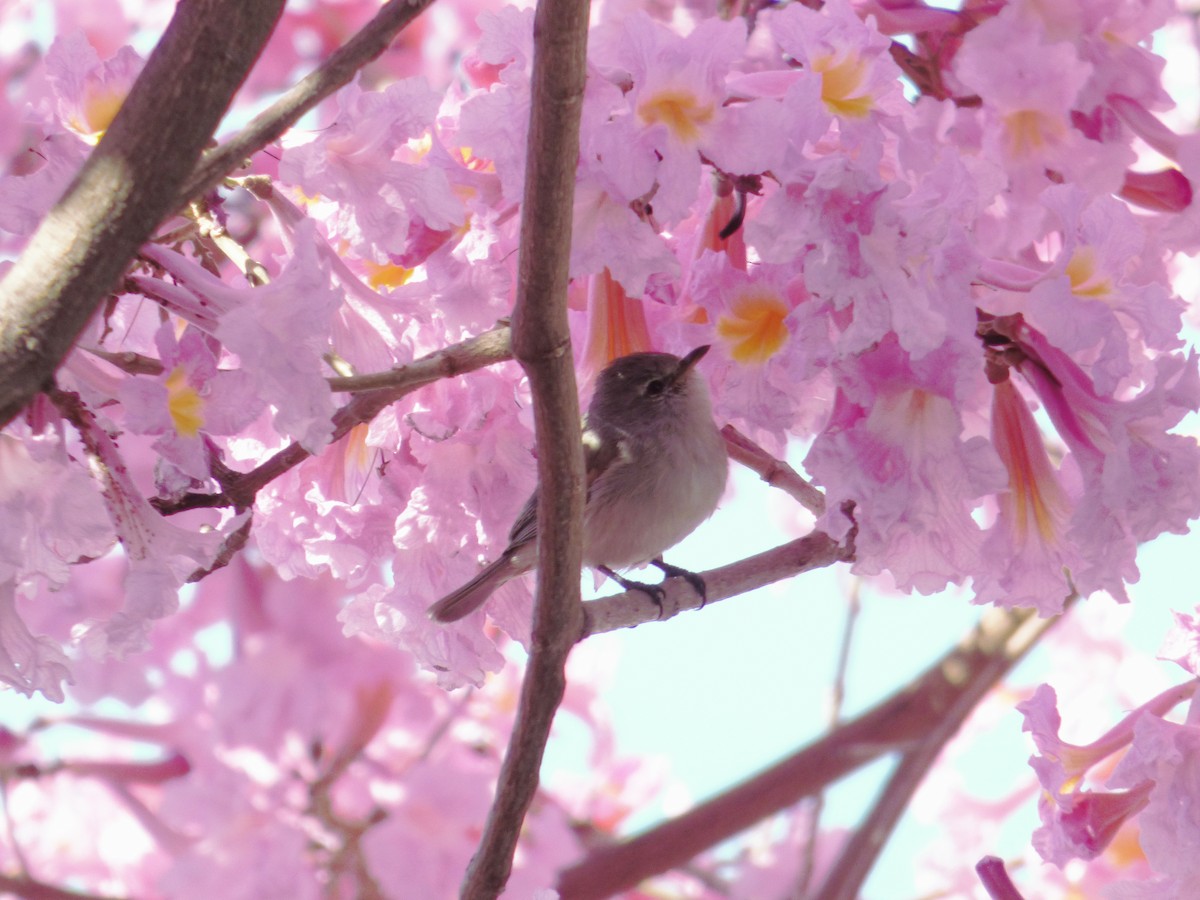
[505,421,630,546]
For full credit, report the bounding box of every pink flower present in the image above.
[0,430,113,591]
[805,338,1007,593]
[142,223,344,453]
[953,5,1096,191]
[1021,681,1197,873]
[587,12,749,222]
[0,580,72,701]
[1108,707,1200,888]
[280,78,463,260]
[118,324,261,482]
[766,0,906,128]
[42,30,143,143]
[1016,185,1184,396]
[972,378,1080,615]
[1014,323,1200,599]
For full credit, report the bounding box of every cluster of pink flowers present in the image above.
[1,0,1198,894]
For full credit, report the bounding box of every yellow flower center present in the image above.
[67,83,126,143]
[716,288,789,364]
[637,88,715,144]
[1065,246,1114,299]
[363,260,413,289]
[165,365,204,438]
[811,51,873,119]
[1001,109,1066,159]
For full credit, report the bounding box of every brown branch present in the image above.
[721,424,826,516]
[152,322,512,515]
[0,875,124,900]
[557,605,1059,899]
[812,598,1071,900]
[459,0,590,893]
[178,0,440,206]
[0,0,286,429]
[580,526,854,636]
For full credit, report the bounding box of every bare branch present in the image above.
[152,322,513,515]
[557,605,1060,899]
[0,0,286,428]
[721,424,826,516]
[178,0,440,206]
[812,596,1075,900]
[580,527,854,636]
[0,874,124,900]
[460,0,590,893]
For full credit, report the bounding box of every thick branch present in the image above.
[179,0,439,205]
[812,600,1070,900]
[557,605,1058,899]
[0,0,285,428]
[460,0,590,894]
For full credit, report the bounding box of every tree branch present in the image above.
[0,0,286,428]
[580,526,855,636]
[812,597,1073,900]
[152,322,513,515]
[460,0,590,893]
[557,605,1060,899]
[721,424,826,515]
[178,0,440,206]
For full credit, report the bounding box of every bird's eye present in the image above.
[644,378,666,397]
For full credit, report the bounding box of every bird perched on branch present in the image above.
[428,345,728,623]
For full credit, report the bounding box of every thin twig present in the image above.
[794,577,861,898]
[151,322,512,515]
[178,0,440,206]
[721,424,825,516]
[556,605,1061,900]
[459,0,590,892]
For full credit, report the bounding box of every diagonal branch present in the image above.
[459,0,591,893]
[178,0,440,206]
[0,0,286,429]
[557,605,1060,899]
[811,598,1072,900]
[580,526,854,636]
[721,424,826,516]
[152,322,513,515]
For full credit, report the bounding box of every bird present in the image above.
[427,345,728,623]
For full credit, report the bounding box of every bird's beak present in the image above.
[667,345,709,388]
[676,344,710,378]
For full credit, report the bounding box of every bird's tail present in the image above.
[427,552,520,623]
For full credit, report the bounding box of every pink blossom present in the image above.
[972,378,1081,615]
[1108,704,1200,888]
[1013,323,1200,599]
[0,580,72,701]
[0,429,112,591]
[806,338,1007,593]
[953,5,1095,191]
[118,324,261,482]
[1158,609,1200,677]
[41,30,143,143]
[280,78,464,260]
[143,223,345,453]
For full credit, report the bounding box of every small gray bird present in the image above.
[428,345,728,623]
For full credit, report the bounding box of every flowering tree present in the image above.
[1,0,1199,896]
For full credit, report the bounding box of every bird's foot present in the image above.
[650,558,708,608]
[599,565,667,619]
